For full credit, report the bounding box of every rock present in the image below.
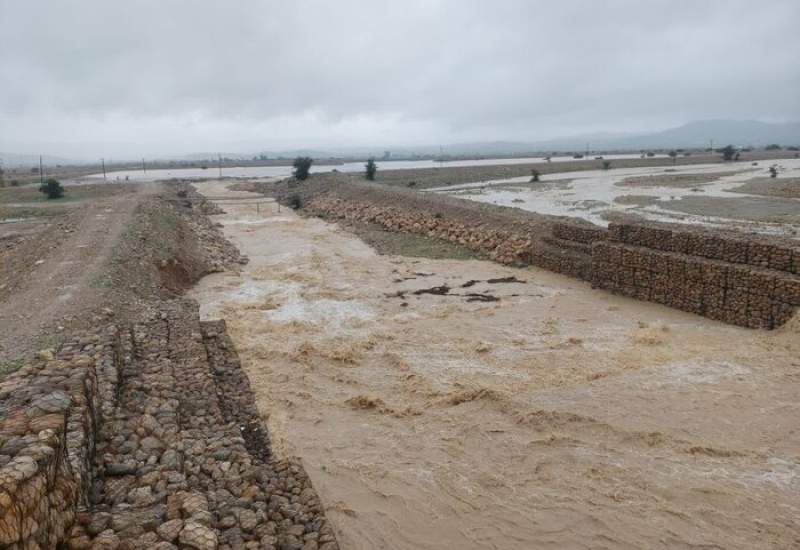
[166,494,183,520]
[36,349,55,361]
[69,535,93,549]
[156,519,183,542]
[278,534,303,550]
[87,512,112,536]
[91,529,121,550]
[237,508,258,532]
[137,532,160,546]
[139,436,164,452]
[189,511,215,527]
[160,449,180,469]
[178,521,218,550]
[219,516,237,529]
[128,486,156,506]
[106,463,137,476]
[7,455,38,481]
[260,535,278,548]
[181,493,209,516]
[286,525,305,537]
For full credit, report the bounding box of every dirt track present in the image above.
[190,179,800,550]
[0,184,152,368]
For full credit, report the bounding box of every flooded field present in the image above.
[189,179,800,550]
[432,158,800,236]
[83,153,666,182]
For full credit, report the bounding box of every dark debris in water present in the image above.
[461,276,526,287]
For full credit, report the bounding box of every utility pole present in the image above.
[142,158,147,175]
[101,158,106,182]
[218,153,222,177]
[39,155,44,186]
[710,139,714,152]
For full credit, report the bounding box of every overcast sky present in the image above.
[1,0,799,159]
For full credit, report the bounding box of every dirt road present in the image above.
[0,184,152,367]
[191,179,800,550]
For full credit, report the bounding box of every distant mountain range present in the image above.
[2,120,798,166]
[428,120,800,155]
[251,120,800,158]
[0,152,76,168]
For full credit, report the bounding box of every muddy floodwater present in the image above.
[189,179,800,549]
[432,158,800,236]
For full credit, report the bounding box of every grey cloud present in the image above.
[1,0,798,158]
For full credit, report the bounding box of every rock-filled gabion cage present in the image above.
[593,222,800,329]
[0,308,339,550]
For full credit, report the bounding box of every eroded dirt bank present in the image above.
[191,179,800,550]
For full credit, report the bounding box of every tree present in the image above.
[39,178,64,199]
[292,157,313,181]
[602,160,612,170]
[765,144,782,151]
[530,169,540,182]
[769,166,778,178]
[668,150,678,163]
[720,145,736,161]
[365,158,377,181]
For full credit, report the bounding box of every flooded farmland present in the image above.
[432,158,800,236]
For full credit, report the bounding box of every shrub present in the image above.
[287,193,303,209]
[10,179,20,187]
[365,158,377,181]
[769,166,778,178]
[602,160,612,170]
[292,157,313,181]
[765,144,782,151]
[39,178,64,199]
[530,169,540,182]
[720,145,736,161]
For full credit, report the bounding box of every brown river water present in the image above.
[189,179,800,550]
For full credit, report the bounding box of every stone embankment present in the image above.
[272,177,799,329]
[303,189,599,281]
[593,222,800,329]
[0,186,338,549]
